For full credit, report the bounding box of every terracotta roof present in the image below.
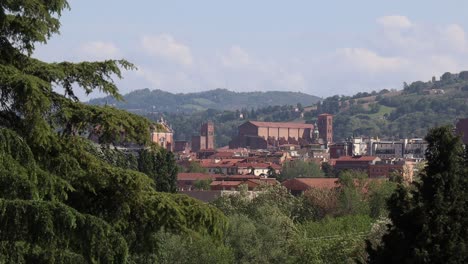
[282,178,339,191]
[335,156,380,162]
[177,173,222,181]
[218,175,260,180]
[199,159,238,168]
[237,162,281,169]
[247,121,314,129]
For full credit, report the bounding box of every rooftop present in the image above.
[247,121,314,129]
[335,156,380,162]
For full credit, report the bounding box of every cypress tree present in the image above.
[367,126,468,263]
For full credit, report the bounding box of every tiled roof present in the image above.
[237,162,281,169]
[247,121,314,129]
[218,175,260,180]
[335,156,380,162]
[199,159,238,168]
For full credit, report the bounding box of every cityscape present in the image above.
[1,1,468,263]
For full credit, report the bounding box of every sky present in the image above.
[35,0,468,100]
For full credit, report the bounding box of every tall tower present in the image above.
[200,121,215,149]
[318,114,333,144]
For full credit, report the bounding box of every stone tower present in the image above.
[200,121,215,149]
[318,113,333,144]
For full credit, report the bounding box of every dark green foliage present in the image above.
[337,171,371,216]
[139,148,178,193]
[148,231,234,264]
[368,126,468,263]
[0,199,128,263]
[0,1,228,262]
[212,185,380,263]
[267,166,277,178]
[186,161,208,173]
[321,162,337,177]
[279,160,324,181]
[0,128,71,202]
[292,215,373,263]
[193,179,212,190]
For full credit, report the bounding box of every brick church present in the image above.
[229,114,333,149]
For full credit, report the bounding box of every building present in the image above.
[404,138,428,159]
[329,142,352,159]
[236,162,281,176]
[198,158,282,176]
[201,122,215,149]
[210,175,278,191]
[200,159,239,175]
[369,160,414,182]
[370,141,404,159]
[192,121,215,152]
[456,118,468,144]
[334,155,381,172]
[151,117,174,151]
[318,113,333,144]
[174,140,190,153]
[177,172,222,191]
[367,138,427,159]
[229,121,315,149]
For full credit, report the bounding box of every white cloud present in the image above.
[440,24,467,52]
[141,34,193,66]
[79,41,121,59]
[377,15,412,29]
[66,17,468,99]
[221,46,252,68]
[334,48,408,72]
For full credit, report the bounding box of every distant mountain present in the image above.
[88,88,321,113]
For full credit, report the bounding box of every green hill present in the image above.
[88,88,320,113]
[155,71,468,147]
[314,71,468,140]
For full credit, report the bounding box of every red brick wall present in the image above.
[201,122,214,149]
[318,114,333,144]
[238,122,258,136]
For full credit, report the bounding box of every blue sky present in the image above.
[35,0,468,100]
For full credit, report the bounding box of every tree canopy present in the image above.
[0,1,226,262]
